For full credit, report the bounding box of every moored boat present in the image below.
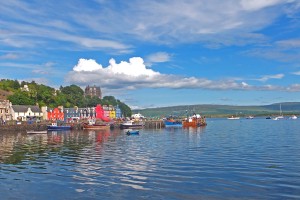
[227,116,240,120]
[126,130,140,135]
[26,130,48,134]
[289,115,297,120]
[164,119,182,128]
[47,123,71,131]
[120,121,144,129]
[83,123,110,130]
[182,114,207,127]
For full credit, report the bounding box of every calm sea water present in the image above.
[0,118,300,199]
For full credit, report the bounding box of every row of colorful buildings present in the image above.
[0,99,122,122]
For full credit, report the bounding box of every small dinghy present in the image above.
[26,130,48,134]
[126,130,140,135]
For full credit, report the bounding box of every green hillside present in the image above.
[133,102,300,118]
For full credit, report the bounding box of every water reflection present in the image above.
[1,122,300,199]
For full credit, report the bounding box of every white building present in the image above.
[11,105,43,121]
[131,113,145,119]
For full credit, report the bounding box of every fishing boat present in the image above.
[163,119,182,128]
[83,123,110,130]
[126,130,140,135]
[120,121,144,129]
[47,122,71,131]
[182,114,207,127]
[26,130,48,134]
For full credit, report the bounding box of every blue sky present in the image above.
[1,0,300,109]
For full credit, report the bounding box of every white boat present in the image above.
[227,116,240,120]
[273,104,284,120]
[289,115,297,120]
[26,130,48,134]
[246,116,254,119]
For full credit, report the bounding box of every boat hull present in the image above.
[27,130,48,134]
[182,118,207,127]
[126,130,139,135]
[47,125,71,131]
[120,124,144,129]
[83,123,110,130]
[164,120,182,128]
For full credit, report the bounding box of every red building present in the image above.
[48,107,64,121]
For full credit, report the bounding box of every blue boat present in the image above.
[126,130,139,135]
[164,119,182,128]
[47,123,71,131]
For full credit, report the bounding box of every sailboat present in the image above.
[273,104,284,120]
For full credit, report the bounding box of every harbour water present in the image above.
[1,118,300,199]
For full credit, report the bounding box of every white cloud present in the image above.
[292,71,300,75]
[66,57,300,92]
[73,57,159,77]
[145,52,172,65]
[256,74,284,82]
[2,0,299,49]
[73,59,103,72]
[0,53,19,60]
[240,0,289,11]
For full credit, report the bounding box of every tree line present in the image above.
[0,79,132,117]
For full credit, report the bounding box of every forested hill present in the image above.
[0,79,132,117]
[133,102,300,118]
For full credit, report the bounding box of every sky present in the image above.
[1,0,300,109]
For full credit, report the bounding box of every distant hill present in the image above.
[133,102,300,118]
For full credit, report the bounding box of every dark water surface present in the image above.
[1,118,300,199]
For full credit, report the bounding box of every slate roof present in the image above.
[12,105,41,113]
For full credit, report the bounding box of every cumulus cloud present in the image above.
[66,57,300,92]
[73,59,103,72]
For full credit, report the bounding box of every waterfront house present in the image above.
[115,105,122,118]
[64,107,80,122]
[11,105,43,121]
[0,99,12,121]
[47,107,64,121]
[102,105,110,118]
[108,105,116,119]
[80,107,96,119]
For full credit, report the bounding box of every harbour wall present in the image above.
[0,120,165,133]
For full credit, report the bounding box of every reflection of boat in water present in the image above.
[120,121,144,129]
[83,123,110,130]
[126,130,140,135]
[47,123,71,131]
[26,130,47,134]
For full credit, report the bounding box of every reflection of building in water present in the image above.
[0,133,25,163]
